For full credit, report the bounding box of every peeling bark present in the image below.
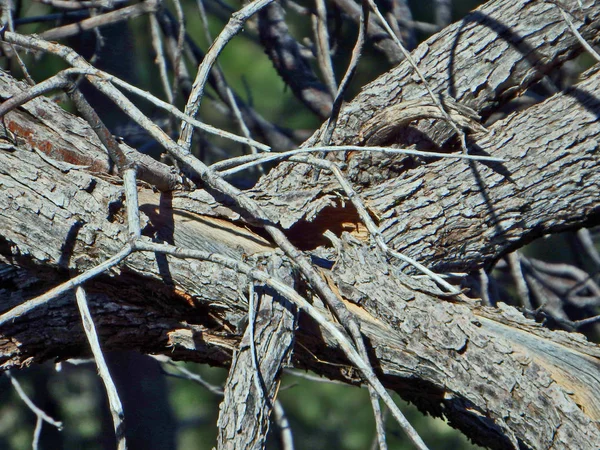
[1,0,600,448]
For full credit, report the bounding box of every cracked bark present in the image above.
[216,256,297,450]
[1,0,600,448]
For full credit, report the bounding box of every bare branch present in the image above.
[75,287,127,450]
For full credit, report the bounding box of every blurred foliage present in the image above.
[0,360,484,450]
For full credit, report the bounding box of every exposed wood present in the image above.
[1,0,600,448]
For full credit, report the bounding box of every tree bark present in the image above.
[216,257,297,450]
[1,0,600,448]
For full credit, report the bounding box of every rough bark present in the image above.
[216,256,297,450]
[1,0,600,448]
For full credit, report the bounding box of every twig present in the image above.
[329,0,400,63]
[32,416,42,450]
[170,0,186,98]
[365,0,473,153]
[319,0,368,146]
[195,0,261,157]
[273,399,295,450]
[524,257,600,306]
[213,144,505,176]
[75,287,127,450]
[0,63,269,160]
[577,228,600,267]
[102,72,271,151]
[5,370,63,449]
[179,0,276,150]
[386,0,416,48]
[181,22,298,151]
[0,245,133,327]
[370,392,388,450]
[149,14,175,104]
[132,240,429,449]
[65,80,130,172]
[0,0,35,86]
[36,0,120,9]
[0,68,92,117]
[570,314,600,328]
[38,0,160,41]
[478,268,492,306]
[123,168,141,238]
[370,405,389,450]
[155,9,192,101]
[556,3,600,62]
[313,0,338,97]
[284,368,349,385]
[507,252,533,310]
[152,355,225,395]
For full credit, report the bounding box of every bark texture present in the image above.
[1,0,600,448]
[217,256,297,449]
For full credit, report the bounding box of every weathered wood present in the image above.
[216,256,297,450]
[252,70,600,273]
[1,0,600,447]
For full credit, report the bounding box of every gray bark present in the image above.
[1,0,600,448]
[216,256,297,450]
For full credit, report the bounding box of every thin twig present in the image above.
[103,72,271,151]
[507,252,533,310]
[313,0,338,97]
[320,0,368,146]
[4,370,63,442]
[39,0,160,41]
[149,14,175,104]
[370,392,388,450]
[329,0,400,63]
[284,369,349,385]
[0,245,132,327]
[273,399,295,450]
[179,0,275,150]
[213,144,505,175]
[577,228,600,267]
[66,80,130,172]
[365,0,472,153]
[32,416,42,450]
[479,268,492,306]
[153,355,225,395]
[132,240,429,449]
[75,287,127,450]
[36,0,120,9]
[557,4,600,62]
[0,0,35,86]
[123,168,141,238]
[1,34,268,152]
[170,0,186,98]
[195,0,261,157]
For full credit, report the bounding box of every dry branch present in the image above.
[1,0,600,448]
[0,61,599,447]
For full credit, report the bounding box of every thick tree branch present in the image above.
[0,64,599,448]
[1,0,600,447]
